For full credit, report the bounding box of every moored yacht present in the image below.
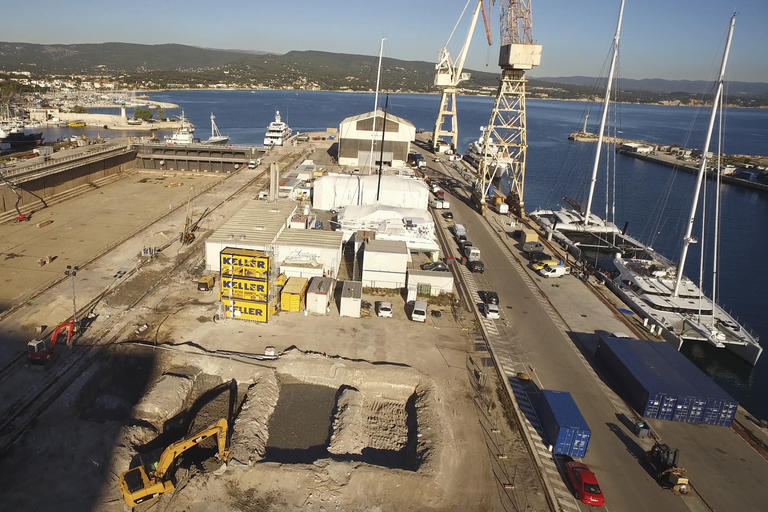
[263,110,291,146]
[601,13,761,366]
[165,111,195,144]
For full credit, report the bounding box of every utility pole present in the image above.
[65,265,79,331]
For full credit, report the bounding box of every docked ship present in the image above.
[204,113,229,145]
[164,111,196,144]
[0,121,43,152]
[263,110,291,146]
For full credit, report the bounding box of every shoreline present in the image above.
[134,87,766,109]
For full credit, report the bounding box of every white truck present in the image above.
[464,246,481,262]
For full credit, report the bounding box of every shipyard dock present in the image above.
[0,130,766,512]
[569,130,768,193]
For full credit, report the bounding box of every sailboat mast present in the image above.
[210,113,215,139]
[369,38,386,174]
[673,14,735,297]
[583,0,624,226]
[711,90,724,326]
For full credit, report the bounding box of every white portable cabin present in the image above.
[306,276,335,315]
[339,281,362,318]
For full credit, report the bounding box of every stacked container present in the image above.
[220,247,271,322]
[532,390,591,458]
[595,336,738,426]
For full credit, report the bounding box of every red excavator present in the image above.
[27,319,78,363]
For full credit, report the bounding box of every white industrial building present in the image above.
[312,174,429,211]
[337,110,416,168]
[407,269,454,297]
[340,205,440,255]
[205,200,343,278]
[362,240,409,289]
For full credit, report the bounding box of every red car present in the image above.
[565,461,604,506]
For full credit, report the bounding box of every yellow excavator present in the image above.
[119,418,230,507]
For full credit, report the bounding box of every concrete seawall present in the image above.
[56,112,186,131]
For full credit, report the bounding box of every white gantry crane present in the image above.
[432,0,493,152]
[476,0,541,215]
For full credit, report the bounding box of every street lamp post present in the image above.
[65,265,79,331]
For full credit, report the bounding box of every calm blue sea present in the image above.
[40,90,768,419]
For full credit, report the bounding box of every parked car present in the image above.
[539,264,570,278]
[421,261,449,272]
[482,291,499,305]
[531,259,563,270]
[565,461,605,507]
[467,260,485,273]
[459,239,473,253]
[410,300,428,322]
[482,303,500,319]
[376,301,393,318]
[442,211,454,220]
[526,250,553,263]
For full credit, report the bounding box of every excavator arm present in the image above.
[119,418,230,507]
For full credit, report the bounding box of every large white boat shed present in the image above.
[205,200,343,278]
[337,109,416,169]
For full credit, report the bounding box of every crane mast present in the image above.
[432,0,493,152]
[477,0,541,215]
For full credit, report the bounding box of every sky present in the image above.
[1,0,766,82]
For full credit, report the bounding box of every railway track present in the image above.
[0,158,283,457]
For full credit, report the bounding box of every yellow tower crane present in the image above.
[432,0,493,153]
[476,0,542,216]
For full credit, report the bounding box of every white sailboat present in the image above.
[205,113,229,145]
[529,0,625,240]
[607,14,762,366]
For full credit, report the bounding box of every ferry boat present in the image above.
[67,121,86,128]
[263,110,291,146]
[165,111,196,145]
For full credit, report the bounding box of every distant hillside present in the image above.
[535,75,768,97]
[1,42,765,105]
[0,42,249,71]
[0,42,499,92]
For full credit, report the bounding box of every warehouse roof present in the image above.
[208,201,296,247]
[276,229,344,249]
[365,239,408,255]
[340,109,414,129]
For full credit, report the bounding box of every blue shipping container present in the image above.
[533,390,591,458]
[595,336,738,427]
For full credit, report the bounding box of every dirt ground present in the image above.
[0,139,546,512]
[0,239,546,511]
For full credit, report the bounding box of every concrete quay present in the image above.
[415,137,768,512]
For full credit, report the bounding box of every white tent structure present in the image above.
[312,174,429,211]
[337,204,440,254]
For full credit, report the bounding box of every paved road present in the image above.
[424,156,766,511]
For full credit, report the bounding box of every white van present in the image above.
[411,300,428,322]
[539,264,571,278]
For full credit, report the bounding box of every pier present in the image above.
[569,131,768,193]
